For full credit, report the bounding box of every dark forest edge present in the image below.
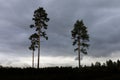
[0,60,120,80]
[0,59,120,72]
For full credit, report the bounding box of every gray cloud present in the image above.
[41,0,120,57]
[0,0,120,64]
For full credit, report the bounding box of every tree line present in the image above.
[0,61,120,80]
[91,59,120,68]
[29,7,89,68]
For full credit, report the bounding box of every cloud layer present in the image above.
[0,0,120,67]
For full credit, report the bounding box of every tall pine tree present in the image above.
[71,20,89,68]
[30,7,49,68]
[29,33,39,68]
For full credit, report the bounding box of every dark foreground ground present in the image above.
[0,66,120,80]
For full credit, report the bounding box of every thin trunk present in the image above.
[78,40,80,68]
[32,50,34,68]
[37,29,40,68]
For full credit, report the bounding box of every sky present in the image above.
[0,0,120,67]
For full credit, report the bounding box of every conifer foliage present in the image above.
[71,20,89,68]
[29,7,49,68]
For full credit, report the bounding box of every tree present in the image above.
[106,60,114,68]
[117,60,120,68]
[71,20,89,68]
[30,7,49,68]
[29,33,39,68]
[95,62,101,67]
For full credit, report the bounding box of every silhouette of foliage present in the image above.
[71,20,89,68]
[95,62,101,67]
[29,7,49,68]
[0,61,120,80]
[29,33,39,68]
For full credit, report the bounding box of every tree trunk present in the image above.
[37,29,40,68]
[78,40,80,68]
[32,50,34,68]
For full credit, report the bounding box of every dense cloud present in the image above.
[41,0,120,57]
[0,0,120,66]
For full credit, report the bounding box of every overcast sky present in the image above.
[0,0,120,67]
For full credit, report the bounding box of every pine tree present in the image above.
[71,20,89,68]
[29,33,39,68]
[30,7,49,68]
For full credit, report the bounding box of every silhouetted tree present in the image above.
[91,63,94,67]
[95,62,101,67]
[29,33,39,68]
[102,63,106,67]
[106,60,114,68]
[117,60,120,68]
[30,7,49,68]
[71,20,89,68]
